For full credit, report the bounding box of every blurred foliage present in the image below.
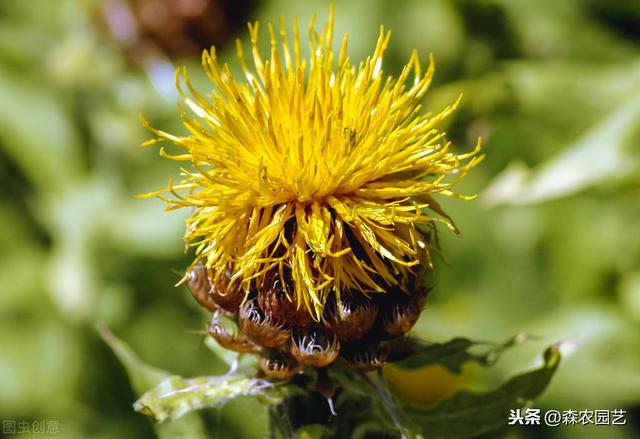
[1,0,639,438]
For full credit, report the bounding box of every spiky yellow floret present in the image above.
[141,5,483,320]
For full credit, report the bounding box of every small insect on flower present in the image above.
[141,4,482,376]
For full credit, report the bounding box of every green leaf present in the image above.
[407,345,561,439]
[134,373,283,423]
[98,325,169,394]
[100,327,209,439]
[322,342,559,439]
[393,333,530,373]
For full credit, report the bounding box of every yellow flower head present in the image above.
[142,5,482,321]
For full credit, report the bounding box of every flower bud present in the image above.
[381,288,429,338]
[289,329,340,368]
[341,342,388,371]
[187,263,218,312]
[238,299,290,348]
[187,262,244,313]
[259,352,301,380]
[209,263,245,313]
[258,272,312,328]
[384,336,415,362]
[208,312,257,353]
[324,298,378,341]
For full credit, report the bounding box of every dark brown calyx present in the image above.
[289,329,340,368]
[187,262,244,313]
[341,342,388,371]
[413,287,430,310]
[238,299,290,348]
[259,351,301,380]
[258,271,312,328]
[187,263,218,312]
[323,298,378,341]
[381,288,430,338]
[209,263,244,313]
[384,336,416,363]
[208,312,257,353]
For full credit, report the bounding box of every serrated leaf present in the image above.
[134,373,283,423]
[406,345,561,439]
[394,333,529,373]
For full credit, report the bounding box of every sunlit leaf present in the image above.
[406,345,561,438]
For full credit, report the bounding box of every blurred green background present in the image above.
[1,0,639,438]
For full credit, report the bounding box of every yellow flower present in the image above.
[141,5,482,321]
